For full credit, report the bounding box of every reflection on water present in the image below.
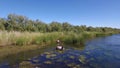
[0,34,120,68]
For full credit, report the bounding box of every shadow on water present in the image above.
[0,34,120,68]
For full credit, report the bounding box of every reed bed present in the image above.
[0,31,112,47]
[0,31,114,63]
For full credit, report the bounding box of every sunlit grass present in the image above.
[0,31,114,61]
[0,31,113,46]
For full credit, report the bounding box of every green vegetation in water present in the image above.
[19,61,33,68]
[43,61,52,64]
[79,55,86,64]
[67,63,81,68]
[0,45,50,65]
[69,56,75,59]
[32,59,39,63]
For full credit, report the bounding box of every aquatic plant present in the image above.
[79,55,86,64]
[32,59,39,63]
[19,61,33,68]
[69,56,75,59]
[43,61,52,64]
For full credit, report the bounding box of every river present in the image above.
[0,34,120,68]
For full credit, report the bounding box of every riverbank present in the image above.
[0,31,115,46]
[0,31,116,63]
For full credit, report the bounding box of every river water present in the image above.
[0,34,120,68]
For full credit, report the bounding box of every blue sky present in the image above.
[0,0,120,28]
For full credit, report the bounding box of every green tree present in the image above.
[62,22,73,31]
[50,22,62,32]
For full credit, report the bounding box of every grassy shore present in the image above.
[0,31,114,46]
[0,31,115,61]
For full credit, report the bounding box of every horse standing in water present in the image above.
[56,40,64,50]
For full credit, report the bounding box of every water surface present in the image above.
[0,34,120,68]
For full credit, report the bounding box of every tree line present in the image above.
[0,14,120,33]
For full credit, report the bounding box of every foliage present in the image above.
[0,14,119,33]
[0,31,110,47]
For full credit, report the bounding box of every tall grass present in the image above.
[0,31,113,47]
[0,31,115,64]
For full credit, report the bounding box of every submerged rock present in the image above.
[79,55,86,64]
[44,52,51,55]
[33,59,39,63]
[89,58,94,61]
[27,58,32,61]
[46,55,51,58]
[43,61,52,64]
[67,63,76,67]
[56,59,63,62]
[51,54,57,57]
[67,63,81,68]
[45,53,57,59]
[85,51,90,54]
[69,56,75,59]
